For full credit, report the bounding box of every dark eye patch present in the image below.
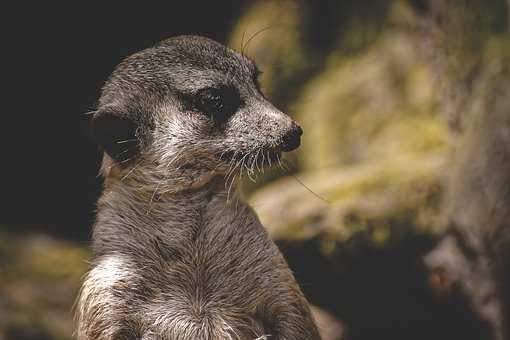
[182,85,243,124]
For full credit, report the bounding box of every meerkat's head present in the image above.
[91,35,302,191]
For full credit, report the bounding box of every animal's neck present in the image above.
[104,172,231,213]
[92,173,239,257]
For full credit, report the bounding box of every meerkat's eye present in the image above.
[196,86,242,123]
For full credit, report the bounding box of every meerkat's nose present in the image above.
[281,123,303,152]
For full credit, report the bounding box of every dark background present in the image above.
[1,2,249,239]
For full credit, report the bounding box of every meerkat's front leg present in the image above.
[76,255,139,340]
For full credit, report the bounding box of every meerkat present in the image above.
[75,35,321,340]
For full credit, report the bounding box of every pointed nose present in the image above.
[281,123,303,152]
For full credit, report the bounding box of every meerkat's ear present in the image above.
[90,108,140,164]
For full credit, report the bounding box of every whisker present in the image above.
[281,159,330,204]
[242,26,272,55]
[255,149,262,173]
[226,172,238,203]
[224,153,242,190]
[146,180,163,216]
[116,139,138,144]
[240,29,247,55]
[277,153,284,169]
[246,153,257,183]
[121,160,143,181]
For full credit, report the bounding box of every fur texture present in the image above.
[76,36,320,340]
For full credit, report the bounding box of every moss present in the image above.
[296,31,449,171]
[251,150,447,247]
[0,231,89,340]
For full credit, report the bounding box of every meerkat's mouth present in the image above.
[219,149,281,164]
[217,149,283,176]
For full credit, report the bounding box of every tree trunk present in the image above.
[417,1,510,339]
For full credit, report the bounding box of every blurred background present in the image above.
[1,1,509,339]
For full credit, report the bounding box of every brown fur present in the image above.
[75,36,320,340]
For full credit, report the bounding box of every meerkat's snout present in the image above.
[281,122,303,152]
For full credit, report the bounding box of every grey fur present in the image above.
[76,36,320,340]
